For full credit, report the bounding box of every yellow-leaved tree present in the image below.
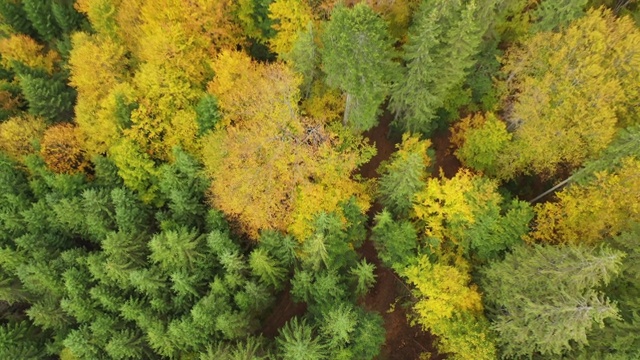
[0,34,59,74]
[531,157,640,245]
[268,0,313,56]
[404,255,497,360]
[68,32,130,156]
[0,114,46,160]
[40,124,90,175]
[202,51,373,239]
[498,8,640,179]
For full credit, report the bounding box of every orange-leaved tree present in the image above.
[40,123,89,175]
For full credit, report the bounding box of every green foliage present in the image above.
[156,148,209,231]
[350,259,376,297]
[532,0,588,32]
[390,0,490,134]
[22,0,61,41]
[249,248,287,289]
[481,244,623,358]
[195,94,221,136]
[0,0,37,36]
[322,3,398,131]
[377,133,431,217]
[17,71,75,122]
[0,321,50,359]
[570,224,640,359]
[276,317,326,360]
[371,210,418,270]
[283,22,317,97]
[455,113,511,176]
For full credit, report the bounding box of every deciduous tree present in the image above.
[498,8,640,179]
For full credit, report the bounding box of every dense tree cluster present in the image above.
[1,0,639,359]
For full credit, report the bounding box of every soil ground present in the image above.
[259,112,458,359]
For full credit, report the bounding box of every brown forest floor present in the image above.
[259,111,459,359]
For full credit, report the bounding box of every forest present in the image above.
[0,0,639,359]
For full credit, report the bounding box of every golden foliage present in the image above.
[202,55,371,239]
[208,50,301,127]
[40,124,89,174]
[531,158,640,245]
[301,81,345,124]
[500,8,640,179]
[0,115,46,160]
[268,0,313,55]
[404,255,496,360]
[0,34,59,74]
[413,169,502,255]
[69,32,128,105]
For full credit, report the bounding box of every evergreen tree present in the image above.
[276,317,327,360]
[17,71,75,122]
[572,224,640,359]
[0,0,37,36]
[321,3,398,130]
[371,210,418,270]
[22,0,62,42]
[481,244,623,358]
[531,0,588,32]
[377,133,431,218]
[390,0,490,134]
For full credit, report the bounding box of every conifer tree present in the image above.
[481,244,623,358]
[321,3,397,130]
[390,0,490,134]
[377,133,431,218]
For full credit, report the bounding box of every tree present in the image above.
[0,0,37,36]
[0,321,50,359]
[17,70,76,123]
[40,123,90,174]
[497,8,640,179]
[412,170,533,260]
[377,133,431,217]
[531,0,588,32]
[389,0,489,134]
[22,0,63,42]
[268,0,313,56]
[531,157,640,245]
[570,224,640,359]
[0,114,46,161]
[451,112,511,177]
[371,210,418,270]
[203,52,372,239]
[349,259,376,297]
[321,3,397,130]
[481,243,623,358]
[0,34,58,74]
[404,255,497,360]
[276,318,327,360]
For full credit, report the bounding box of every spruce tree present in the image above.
[321,3,398,131]
[390,0,490,134]
[481,244,623,358]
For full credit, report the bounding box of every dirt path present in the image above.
[430,129,461,179]
[358,111,445,360]
[258,112,453,359]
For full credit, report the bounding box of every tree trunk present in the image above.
[343,93,352,126]
[529,176,573,204]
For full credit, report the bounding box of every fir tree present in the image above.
[481,244,623,357]
[321,3,398,130]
